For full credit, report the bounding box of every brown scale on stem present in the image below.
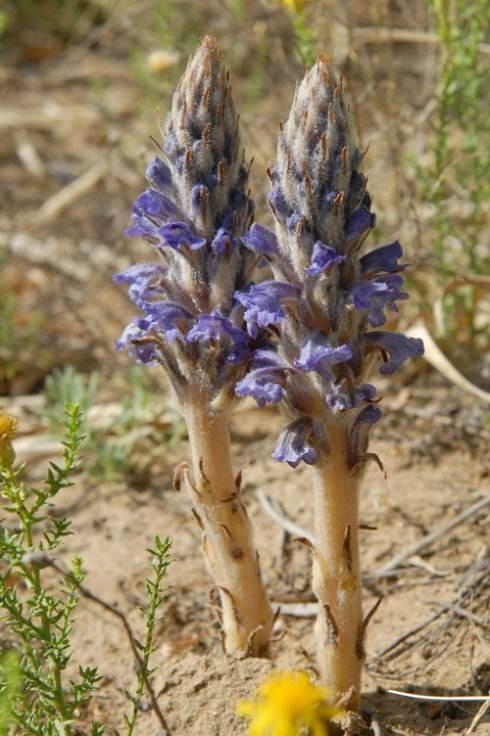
[343,525,353,573]
[321,604,339,646]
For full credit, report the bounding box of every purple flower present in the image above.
[113,263,167,308]
[272,417,319,468]
[242,224,279,256]
[293,333,352,378]
[350,275,408,327]
[145,157,172,191]
[159,222,207,251]
[326,382,377,412]
[347,404,382,467]
[354,404,382,427]
[365,331,424,375]
[113,263,167,285]
[144,301,194,341]
[234,281,299,338]
[191,184,206,212]
[186,312,250,363]
[115,318,158,364]
[360,241,405,275]
[124,217,160,241]
[305,241,345,275]
[125,190,183,243]
[210,228,233,254]
[235,363,287,407]
[345,206,375,243]
[133,188,179,221]
[268,186,288,219]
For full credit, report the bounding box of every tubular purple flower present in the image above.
[235,281,299,337]
[349,274,408,327]
[293,334,352,376]
[142,301,193,340]
[114,263,167,285]
[346,403,383,468]
[360,240,405,275]
[365,331,424,375]
[133,188,180,220]
[268,185,288,220]
[242,223,280,256]
[159,222,207,251]
[145,157,172,191]
[235,366,287,407]
[185,312,249,363]
[325,382,377,412]
[113,263,167,306]
[115,319,159,364]
[345,206,375,245]
[272,417,319,468]
[210,228,233,254]
[305,241,345,275]
[124,218,160,241]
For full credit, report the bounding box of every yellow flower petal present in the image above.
[0,414,18,468]
[0,414,18,441]
[237,671,340,736]
[280,0,306,13]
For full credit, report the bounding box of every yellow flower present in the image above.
[0,414,18,468]
[237,671,339,736]
[281,0,307,13]
[146,49,180,74]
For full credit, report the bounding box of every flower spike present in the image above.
[114,37,272,657]
[236,55,423,706]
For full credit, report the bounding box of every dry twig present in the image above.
[274,602,318,617]
[426,600,488,629]
[33,160,108,227]
[374,558,488,663]
[406,323,490,404]
[464,697,490,734]
[256,489,314,544]
[383,688,490,702]
[372,496,490,578]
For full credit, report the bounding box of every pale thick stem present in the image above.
[311,426,363,711]
[184,396,273,656]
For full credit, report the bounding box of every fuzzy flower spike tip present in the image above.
[115,37,273,656]
[236,56,423,704]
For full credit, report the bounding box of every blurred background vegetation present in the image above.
[0,0,489,421]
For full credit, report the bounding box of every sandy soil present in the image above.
[30,390,489,736]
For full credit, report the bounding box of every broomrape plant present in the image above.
[236,57,423,707]
[115,36,273,657]
[116,38,423,706]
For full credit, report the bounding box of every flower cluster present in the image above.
[237,671,339,736]
[115,37,258,405]
[114,36,275,659]
[233,57,423,467]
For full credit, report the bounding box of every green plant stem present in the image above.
[46,558,170,735]
[21,500,69,722]
[126,538,171,736]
